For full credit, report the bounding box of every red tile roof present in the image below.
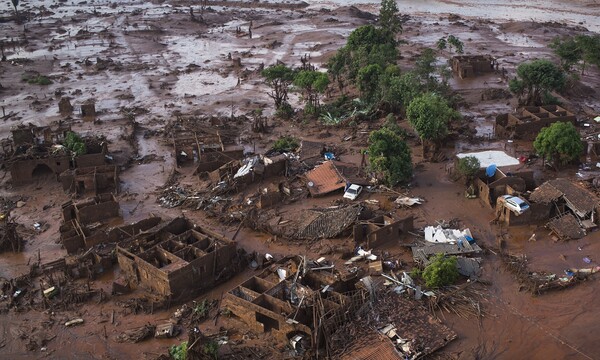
[305,160,346,196]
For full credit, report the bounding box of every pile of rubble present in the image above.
[248,204,362,241]
[501,253,599,294]
[329,285,457,359]
[0,217,23,253]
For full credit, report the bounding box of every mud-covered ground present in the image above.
[1,0,600,359]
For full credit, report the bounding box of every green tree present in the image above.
[447,35,464,54]
[533,122,583,168]
[326,47,350,94]
[379,0,402,34]
[377,65,402,111]
[293,70,329,111]
[347,25,396,52]
[261,64,295,109]
[422,254,459,288]
[414,48,437,82]
[383,113,405,137]
[342,25,398,80]
[437,35,464,54]
[509,59,565,106]
[406,92,458,153]
[367,127,412,186]
[549,36,583,72]
[457,156,481,182]
[436,37,447,51]
[379,71,423,113]
[357,64,383,104]
[576,34,600,75]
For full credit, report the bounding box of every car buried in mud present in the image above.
[499,195,530,215]
[343,184,363,200]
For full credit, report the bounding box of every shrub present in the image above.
[272,136,299,153]
[169,341,188,360]
[203,341,219,360]
[64,131,87,156]
[22,73,53,85]
[275,101,294,120]
[409,267,422,279]
[193,299,210,318]
[422,254,459,288]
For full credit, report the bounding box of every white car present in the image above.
[343,184,363,200]
[499,195,530,215]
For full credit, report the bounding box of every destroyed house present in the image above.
[2,125,108,185]
[338,293,457,359]
[474,168,551,227]
[451,55,496,79]
[60,216,162,255]
[475,168,535,208]
[353,215,414,249]
[60,194,123,253]
[495,105,577,140]
[305,160,367,197]
[59,165,119,195]
[298,140,325,167]
[529,179,599,238]
[222,256,369,348]
[10,124,71,147]
[117,217,240,301]
[207,154,288,186]
[173,131,243,171]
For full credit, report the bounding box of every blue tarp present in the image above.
[486,164,497,177]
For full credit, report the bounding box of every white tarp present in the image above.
[424,225,473,244]
[457,150,519,168]
[345,248,377,264]
[234,156,259,178]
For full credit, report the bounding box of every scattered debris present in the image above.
[65,318,84,327]
[394,196,424,207]
[116,324,156,343]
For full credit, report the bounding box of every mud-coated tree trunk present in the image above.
[11,0,19,21]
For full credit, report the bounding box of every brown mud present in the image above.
[1,0,600,359]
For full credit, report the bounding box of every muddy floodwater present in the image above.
[1,0,600,359]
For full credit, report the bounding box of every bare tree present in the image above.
[11,0,20,20]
